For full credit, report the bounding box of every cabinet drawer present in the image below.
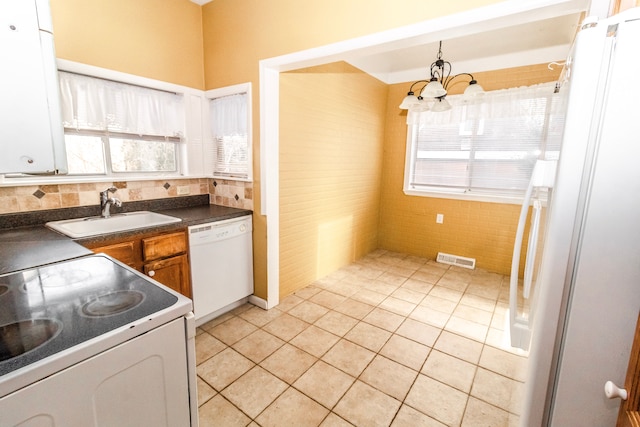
[92,242,135,266]
[142,232,187,261]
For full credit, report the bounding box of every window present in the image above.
[58,71,184,176]
[208,84,252,181]
[404,82,566,202]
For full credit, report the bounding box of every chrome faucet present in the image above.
[100,186,122,218]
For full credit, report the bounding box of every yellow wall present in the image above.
[201,0,503,299]
[30,0,557,298]
[279,63,387,297]
[276,61,560,295]
[50,0,205,89]
[380,63,561,275]
[200,0,501,89]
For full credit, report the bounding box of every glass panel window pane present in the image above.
[214,135,248,178]
[413,160,468,187]
[109,138,177,172]
[64,134,106,174]
[470,160,535,190]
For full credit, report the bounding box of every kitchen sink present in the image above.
[46,211,182,238]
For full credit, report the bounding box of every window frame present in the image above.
[205,83,253,182]
[63,127,182,176]
[403,83,563,205]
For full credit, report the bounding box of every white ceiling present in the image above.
[347,12,584,84]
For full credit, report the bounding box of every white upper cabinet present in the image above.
[0,0,67,175]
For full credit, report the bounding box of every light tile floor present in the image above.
[195,250,528,427]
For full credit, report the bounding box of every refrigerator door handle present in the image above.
[509,160,556,351]
[509,174,535,351]
[523,199,543,299]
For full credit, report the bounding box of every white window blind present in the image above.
[210,93,249,180]
[405,82,566,199]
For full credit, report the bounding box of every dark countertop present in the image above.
[157,204,252,225]
[0,227,93,275]
[0,195,252,275]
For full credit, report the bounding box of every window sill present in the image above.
[0,172,204,187]
[212,175,253,183]
[403,187,527,205]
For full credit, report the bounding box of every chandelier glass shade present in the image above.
[399,41,485,112]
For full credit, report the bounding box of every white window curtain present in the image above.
[58,71,184,138]
[210,93,249,179]
[405,82,566,196]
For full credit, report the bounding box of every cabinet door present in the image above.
[144,254,191,298]
[91,241,137,268]
[0,0,65,174]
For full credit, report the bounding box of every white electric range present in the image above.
[0,254,198,426]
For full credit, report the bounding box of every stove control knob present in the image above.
[148,270,156,277]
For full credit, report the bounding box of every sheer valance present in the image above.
[58,71,184,138]
[210,93,247,137]
[407,82,563,126]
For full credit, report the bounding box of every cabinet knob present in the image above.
[148,270,155,277]
[604,381,627,400]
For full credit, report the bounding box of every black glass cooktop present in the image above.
[0,255,178,377]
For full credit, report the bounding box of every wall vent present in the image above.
[436,252,476,270]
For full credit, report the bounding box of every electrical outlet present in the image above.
[177,185,190,195]
[436,213,444,224]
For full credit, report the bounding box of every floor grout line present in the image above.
[195,250,527,426]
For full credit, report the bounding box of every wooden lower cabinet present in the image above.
[91,241,136,268]
[85,229,192,299]
[143,254,191,298]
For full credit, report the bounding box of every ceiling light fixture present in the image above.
[399,41,485,112]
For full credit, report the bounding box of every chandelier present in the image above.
[399,41,485,112]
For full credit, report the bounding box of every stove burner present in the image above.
[81,290,145,317]
[0,319,62,362]
[22,269,92,292]
[0,285,7,297]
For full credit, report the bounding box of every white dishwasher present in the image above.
[188,215,254,326]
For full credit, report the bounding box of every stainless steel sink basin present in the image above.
[46,211,182,238]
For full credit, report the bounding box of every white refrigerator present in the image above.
[510,8,640,427]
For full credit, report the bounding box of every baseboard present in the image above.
[248,295,269,310]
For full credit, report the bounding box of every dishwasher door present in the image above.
[188,216,254,326]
